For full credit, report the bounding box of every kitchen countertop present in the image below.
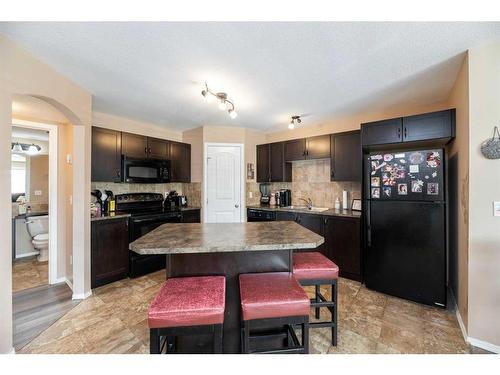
[247,204,362,218]
[130,221,324,255]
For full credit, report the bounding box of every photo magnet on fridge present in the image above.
[427,182,439,195]
[409,164,419,173]
[395,153,405,158]
[409,152,425,164]
[371,154,383,160]
[426,152,441,168]
[371,177,380,187]
[383,154,394,161]
[383,186,392,197]
[398,183,408,195]
[411,179,424,193]
[371,188,380,199]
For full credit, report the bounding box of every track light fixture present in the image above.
[289,115,302,130]
[11,142,41,154]
[201,82,238,119]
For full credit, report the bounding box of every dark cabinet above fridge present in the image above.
[331,130,361,182]
[361,109,455,148]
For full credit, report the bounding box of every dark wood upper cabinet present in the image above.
[148,137,169,159]
[284,138,306,161]
[305,135,330,159]
[270,142,291,182]
[256,144,270,182]
[91,127,122,182]
[331,130,361,182]
[121,132,148,158]
[324,216,361,281]
[170,141,191,182]
[91,217,129,288]
[402,109,455,142]
[361,118,402,146]
[361,109,455,147]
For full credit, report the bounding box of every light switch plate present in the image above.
[494,202,500,217]
[34,190,42,196]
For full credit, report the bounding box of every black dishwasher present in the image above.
[247,208,276,222]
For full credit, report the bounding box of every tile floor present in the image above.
[12,257,48,293]
[19,271,471,354]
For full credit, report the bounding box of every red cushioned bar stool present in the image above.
[239,272,310,354]
[148,276,225,354]
[293,252,339,345]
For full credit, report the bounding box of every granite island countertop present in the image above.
[247,205,362,219]
[130,221,324,255]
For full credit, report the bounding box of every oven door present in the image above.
[122,157,170,183]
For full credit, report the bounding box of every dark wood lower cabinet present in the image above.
[181,209,201,223]
[324,216,361,281]
[271,210,362,281]
[91,218,129,288]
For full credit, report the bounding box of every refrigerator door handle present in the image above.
[366,203,371,247]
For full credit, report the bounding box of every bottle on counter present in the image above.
[270,193,276,206]
[108,197,116,212]
[334,197,341,210]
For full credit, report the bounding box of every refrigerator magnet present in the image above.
[371,154,383,160]
[432,171,437,178]
[371,188,380,199]
[425,175,429,179]
[411,180,423,193]
[409,152,424,164]
[371,177,380,187]
[383,154,394,161]
[398,183,408,195]
[395,153,405,158]
[409,164,419,173]
[427,183,439,195]
[399,159,406,164]
[395,166,406,179]
[383,186,392,197]
[426,152,441,168]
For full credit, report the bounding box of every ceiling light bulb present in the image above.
[27,144,39,155]
[218,100,227,111]
[229,109,238,119]
[12,143,23,152]
[288,122,295,130]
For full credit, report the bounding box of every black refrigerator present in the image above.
[364,148,446,307]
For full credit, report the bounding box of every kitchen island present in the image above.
[130,221,324,353]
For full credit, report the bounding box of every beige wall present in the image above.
[467,40,500,348]
[92,111,182,142]
[28,154,49,205]
[1,34,92,353]
[446,55,470,329]
[182,126,204,183]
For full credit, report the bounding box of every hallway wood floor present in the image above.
[13,282,79,350]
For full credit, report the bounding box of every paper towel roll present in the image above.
[342,190,348,210]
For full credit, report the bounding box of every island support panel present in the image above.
[165,249,293,353]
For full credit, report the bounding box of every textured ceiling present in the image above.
[1,22,500,132]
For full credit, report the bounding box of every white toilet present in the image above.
[25,215,49,262]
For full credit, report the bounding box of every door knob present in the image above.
[235,204,239,208]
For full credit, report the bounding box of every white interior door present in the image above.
[205,144,243,223]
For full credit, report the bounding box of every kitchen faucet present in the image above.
[298,197,313,209]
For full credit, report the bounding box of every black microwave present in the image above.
[121,156,171,183]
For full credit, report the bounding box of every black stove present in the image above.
[116,193,181,278]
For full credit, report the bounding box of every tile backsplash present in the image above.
[246,159,361,208]
[91,182,202,208]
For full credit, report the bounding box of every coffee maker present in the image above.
[259,183,271,205]
[278,189,292,207]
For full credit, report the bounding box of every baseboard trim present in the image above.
[65,278,73,290]
[455,308,468,343]
[72,290,92,300]
[468,337,500,354]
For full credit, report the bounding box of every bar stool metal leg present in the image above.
[150,328,161,354]
[332,280,338,346]
[213,324,223,354]
[315,285,321,319]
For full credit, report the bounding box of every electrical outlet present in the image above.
[34,190,42,196]
[66,154,72,164]
[70,255,72,265]
[248,191,253,199]
[69,195,73,205]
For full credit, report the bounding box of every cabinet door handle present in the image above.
[397,127,401,139]
[404,127,407,139]
[116,170,121,177]
[144,147,148,154]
